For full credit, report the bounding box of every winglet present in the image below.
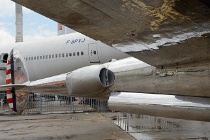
[6,48,29,114]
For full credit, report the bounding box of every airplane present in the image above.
[0,32,129,86]
[9,0,210,121]
[0,32,128,84]
[0,32,129,113]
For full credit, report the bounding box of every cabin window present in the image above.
[59,54,61,57]
[77,52,79,56]
[81,52,84,55]
[93,51,97,54]
[40,56,42,59]
[73,52,75,56]
[37,56,39,60]
[69,53,72,56]
[62,53,64,57]
[34,57,36,60]
[52,54,54,58]
[29,57,30,61]
[31,57,33,60]
[49,55,51,59]
[26,57,28,61]
[43,55,45,59]
[55,54,57,58]
[66,53,68,57]
[46,55,48,59]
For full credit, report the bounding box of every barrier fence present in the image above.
[0,93,109,114]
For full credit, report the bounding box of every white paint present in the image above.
[6,74,11,80]
[8,103,13,108]
[7,94,13,99]
[114,30,210,52]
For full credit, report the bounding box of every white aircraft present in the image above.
[0,32,128,85]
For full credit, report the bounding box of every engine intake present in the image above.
[66,65,115,98]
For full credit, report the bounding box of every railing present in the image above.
[0,93,109,114]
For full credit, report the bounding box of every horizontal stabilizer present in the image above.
[1,84,27,90]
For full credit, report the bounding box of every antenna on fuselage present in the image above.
[15,3,23,42]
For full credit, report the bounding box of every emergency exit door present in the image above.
[88,43,100,63]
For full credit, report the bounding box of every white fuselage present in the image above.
[0,32,129,85]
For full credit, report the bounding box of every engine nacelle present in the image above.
[66,65,115,98]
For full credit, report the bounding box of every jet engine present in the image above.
[66,65,115,98]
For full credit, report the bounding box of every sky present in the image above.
[0,0,57,45]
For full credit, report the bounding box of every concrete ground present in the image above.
[0,112,135,140]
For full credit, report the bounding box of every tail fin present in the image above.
[6,48,29,114]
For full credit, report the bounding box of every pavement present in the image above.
[0,112,135,140]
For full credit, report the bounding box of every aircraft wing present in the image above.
[12,0,210,68]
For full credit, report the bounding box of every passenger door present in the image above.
[88,43,100,63]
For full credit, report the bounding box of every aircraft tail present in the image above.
[6,48,29,114]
